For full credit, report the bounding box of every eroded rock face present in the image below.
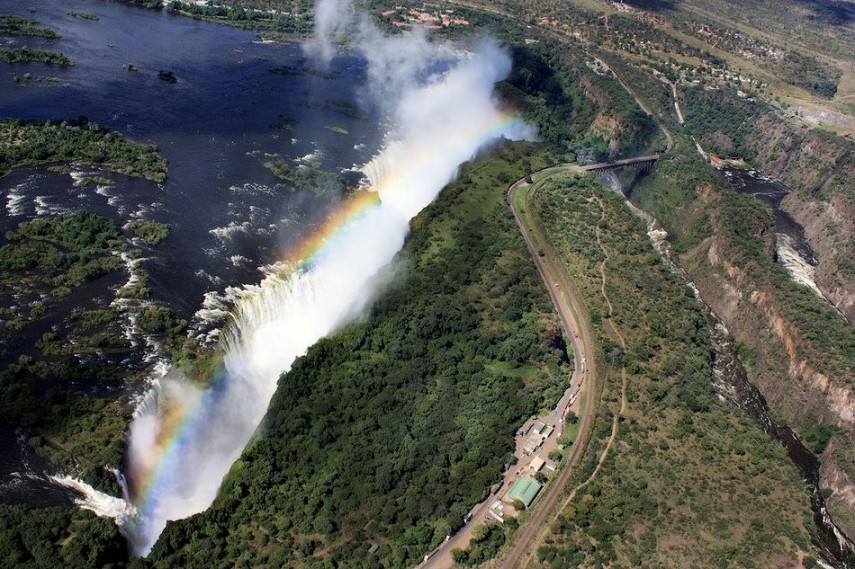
[748,289,855,425]
[696,229,855,541]
[821,442,855,540]
[698,104,855,324]
[734,112,855,324]
[782,191,855,323]
[702,231,854,425]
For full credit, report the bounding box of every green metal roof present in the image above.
[507,476,542,508]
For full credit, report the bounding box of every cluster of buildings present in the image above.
[379,6,469,29]
[522,420,554,455]
[488,419,563,517]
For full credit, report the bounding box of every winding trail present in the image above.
[495,169,600,569]
[502,186,629,569]
[550,198,629,518]
[592,57,675,152]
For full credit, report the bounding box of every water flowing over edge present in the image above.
[49,37,536,557]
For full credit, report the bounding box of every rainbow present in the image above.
[125,103,528,553]
[128,370,221,509]
[128,189,386,518]
[129,107,522,502]
[280,108,521,267]
[282,189,382,268]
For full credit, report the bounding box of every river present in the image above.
[0,0,384,502]
[616,176,855,568]
[722,167,828,298]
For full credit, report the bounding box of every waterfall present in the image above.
[54,38,535,557]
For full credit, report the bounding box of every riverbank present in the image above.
[630,136,855,551]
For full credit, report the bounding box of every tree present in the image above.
[451,548,469,563]
[470,524,490,543]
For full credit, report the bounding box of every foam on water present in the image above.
[776,233,823,296]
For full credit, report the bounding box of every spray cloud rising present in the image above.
[68,1,535,557]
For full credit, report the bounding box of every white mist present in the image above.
[61,12,535,559]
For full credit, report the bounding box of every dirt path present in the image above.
[507,192,629,569]
[550,199,629,522]
[420,168,643,568]
[489,172,600,569]
[592,196,628,414]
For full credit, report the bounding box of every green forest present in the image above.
[143,143,570,567]
[0,504,126,568]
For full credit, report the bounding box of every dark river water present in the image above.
[631,200,855,568]
[722,167,817,265]
[0,0,385,499]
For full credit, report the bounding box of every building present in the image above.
[523,436,542,455]
[532,422,554,439]
[529,456,546,473]
[505,476,543,509]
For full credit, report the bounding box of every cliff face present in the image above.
[686,87,855,323]
[821,441,855,540]
[748,114,855,322]
[697,213,854,423]
[783,190,855,322]
[689,200,855,539]
[580,74,659,157]
[633,144,855,540]
[749,115,849,196]
[695,101,855,322]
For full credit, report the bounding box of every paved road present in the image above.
[417,169,596,569]
[496,172,600,569]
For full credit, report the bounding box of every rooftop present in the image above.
[506,476,542,508]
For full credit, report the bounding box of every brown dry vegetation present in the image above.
[522,173,813,568]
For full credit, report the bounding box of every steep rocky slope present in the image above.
[684,88,855,322]
[632,138,855,540]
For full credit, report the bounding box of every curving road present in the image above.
[416,167,598,569]
[495,171,601,569]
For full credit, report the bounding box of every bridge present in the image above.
[579,154,659,174]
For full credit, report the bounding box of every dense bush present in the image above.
[0,47,71,66]
[0,119,167,182]
[531,174,812,566]
[0,505,126,568]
